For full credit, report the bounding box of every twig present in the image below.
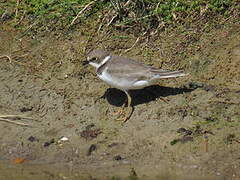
[110,0,121,12]
[107,0,132,27]
[203,136,209,153]
[98,0,132,31]
[124,37,140,53]
[135,14,155,21]
[70,0,97,26]
[122,0,132,8]
[0,118,30,127]
[0,115,36,127]
[14,53,29,59]
[17,21,38,39]
[0,55,12,63]
[16,10,26,26]
[97,13,108,33]
[0,54,28,65]
[107,14,118,27]
[0,115,35,120]
[15,0,20,18]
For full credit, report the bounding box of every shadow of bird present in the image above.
[101,85,194,107]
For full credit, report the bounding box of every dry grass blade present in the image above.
[0,118,30,127]
[15,0,20,18]
[0,54,29,65]
[124,37,140,53]
[0,115,35,120]
[70,0,97,26]
[0,55,12,63]
[0,115,36,127]
[107,0,132,27]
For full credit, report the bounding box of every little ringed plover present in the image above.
[83,49,187,122]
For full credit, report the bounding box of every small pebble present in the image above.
[113,155,123,161]
[43,139,55,147]
[28,136,38,142]
[20,107,33,112]
[58,136,69,143]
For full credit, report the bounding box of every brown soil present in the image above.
[0,22,239,180]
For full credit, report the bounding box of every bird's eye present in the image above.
[90,57,97,61]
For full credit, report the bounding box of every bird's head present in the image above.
[83,49,110,68]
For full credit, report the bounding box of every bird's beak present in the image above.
[82,60,89,66]
[82,57,90,65]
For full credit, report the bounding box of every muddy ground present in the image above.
[0,21,240,180]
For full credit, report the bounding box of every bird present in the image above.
[83,49,187,122]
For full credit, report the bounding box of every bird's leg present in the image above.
[115,90,133,123]
[112,98,127,116]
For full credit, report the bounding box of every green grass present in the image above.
[0,0,238,33]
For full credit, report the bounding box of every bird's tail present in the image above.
[151,69,187,79]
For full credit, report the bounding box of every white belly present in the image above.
[98,69,150,90]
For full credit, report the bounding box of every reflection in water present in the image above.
[0,161,220,180]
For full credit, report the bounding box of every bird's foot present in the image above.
[112,107,125,116]
[115,106,133,123]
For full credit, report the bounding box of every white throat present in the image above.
[89,55,111,69]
